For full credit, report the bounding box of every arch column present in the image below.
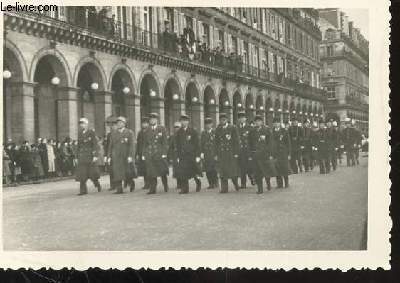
[126,95,140,132]
[150,97,165,125]
[94,91,112,137]
[57,86,79,140]
[190,101,204,131]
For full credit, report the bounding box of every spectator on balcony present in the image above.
[183,22,196,50]
[214,46,223,67]
[110,14,116,37]
[162,22,173,53]
[98,8,109,32]
[87,6,98,30]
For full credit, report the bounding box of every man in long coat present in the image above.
[236,111,255,188]
[104,115,117,190]
[288,117,303,174]
[313,119,330,174]
[251,115,276,193]
[107,116,136,194]
[75,117,101,195]
[272,118,291,188]
[175,114,202,194]
[215,113,240,193]
[341,118,357,166]
[136,117,150,190]
[167,121,182,190]
[142,113,169,194]
[200,117,218,189]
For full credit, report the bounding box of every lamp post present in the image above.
[3,70,11,142]
[51,76,60,139]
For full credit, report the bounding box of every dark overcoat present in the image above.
[167,133,179,178]
[135,129,147,177]
[19,145,33,176]
[315,129,329,159]
[215,123,240,178]
[200,128,217,172]
[272,128,291,176]
[176,127,201,179]
[75,128,100,182]
[237,123,254,176]
[142,125,169,177]
[108,127,136,182]
[251,126,277,178]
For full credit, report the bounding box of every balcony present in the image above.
[276,8,321,40]
[286,78,326,101]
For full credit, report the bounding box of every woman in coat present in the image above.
[47,139,56,177]
[30,144,44,182]
[272,118,291,188]
[3,146,12,185]
[19,141,33,181]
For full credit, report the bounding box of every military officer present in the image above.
[215,113,240,193]
[341,118,356,167]
[176,114,202,194]
[310,121,320,170]
[314,119,330,174]
[107,116,136,194]
[105,115,117,190]
[142,113,169,194]
[75,117,101,195]
[167,121,182,190]
[272,117,291,188]
[328,120,340,171]
[136,117,150,190]
[333,121,343,165]
[251,115,276,193]
[288,117,302,174]
[352,119,362,165]
[300,119,313,172]
[236,111,255,189]
[200,117,219,189]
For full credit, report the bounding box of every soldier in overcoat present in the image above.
[200,117,218,189]
[104,115,117,190]
[341,118,357,167]
[175,114,202,194]
[142,113,169,194]
[272,118,291,188]
[75,118,101,195]
[215,113,240,193]
[327,120,340,171]
[313,119,330,174]
[288,117,302,174]
[236,111,255,188]
[250,115,276,193]
[300,119,312,172]
[107,116,136,194]
[168,121,182,190]
[135,117,150,190]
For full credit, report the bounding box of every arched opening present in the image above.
[203,85,217,123]
[3,47,24,142]
[232,91,242,125]
[219,88,231,121]
[139,73,159,120]
[185,82,201,130]
[164,78,182,135]
[77,62,105,134]
[245,93,255,121]
[33,54,68,140]
[111,69,133,117]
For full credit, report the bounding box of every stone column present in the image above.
[94,90,112,137]
[150,97,165,125]
[191,102,204,132]
[9,81,36,143]
[57,86,79,141]
[125,94,138,133]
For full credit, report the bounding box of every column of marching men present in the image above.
[69,111,366,196]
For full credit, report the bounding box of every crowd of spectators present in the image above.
[3,136,107,186]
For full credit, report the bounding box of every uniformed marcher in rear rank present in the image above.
[105,115,117,190]
[300,119,313,172]
[215,113,240,193]
[314,119,330,174]
[272,117,291,188]
[175,114,202,194]
[288,117,302,174]
[341,118,357,167]
[75,117,102,195]
[136,117,150,190]
[236,111,255,188]
[201,117,219,189]
[167,121,182,190]
[107,116,136,194]
[251,115,276,193]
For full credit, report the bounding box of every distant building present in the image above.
[3,7,326,143]
[318,8,369,134]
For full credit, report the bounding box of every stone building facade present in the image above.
[318,8,369,134]
[3,7,326,143]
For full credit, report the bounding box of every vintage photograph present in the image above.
[2,5,371,255]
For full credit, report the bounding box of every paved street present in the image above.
[3,156,368,251]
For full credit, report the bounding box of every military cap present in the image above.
[219,112,228,119]
[149,112,159,119]
[180,114,190,121]
[312,121,318,127]
[174,121,182,128]
[79,117,89,124]
[254,115,263,121]
[332,121,338,127]
[105,115,117,124]
[116,116,127,124]
[237,111,246,118]
[141,116,149,123]
[344,117,351,123]
[204,117,213,124]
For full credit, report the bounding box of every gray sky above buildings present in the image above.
[341,9,369,40]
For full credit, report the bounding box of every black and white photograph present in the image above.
[0,0,390,270]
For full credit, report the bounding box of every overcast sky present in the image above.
[341,9,369,40]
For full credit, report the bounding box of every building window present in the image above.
[327,45,333,56]
[327,86,336,99]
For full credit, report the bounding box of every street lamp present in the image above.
[91,82,99,90]
[224,101,229,106]
[269,107,274,112]
[259,106,264,110]
[122,86,130,94]
[3,70,12,80]
[249,104,254,109]
[192,96,198,103]
[172,94,179,100]
[51,76,60,86]
[149,89,156,97]
[209,98,215,105]
[237,103,242,108]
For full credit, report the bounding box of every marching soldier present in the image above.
[105,115,117,190]
[334,121,343,165]
[352,119,362,165]
[341,118,356,167]
[176,114,202,194]
[272,118,291,188]
[301,119,313,172]
[314,119,330,174]
[215,113,240,193]
[201,117,219,189]
[236,111,255,188]
[167,121,182,190]
[75,118,101,195]
[107,116,136,194]
[136,117,150,190]
[328,120,340,171]
[251,115,276,193]
[288,117,302,174]
[310,121,320,170]
[142,113,169,194]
